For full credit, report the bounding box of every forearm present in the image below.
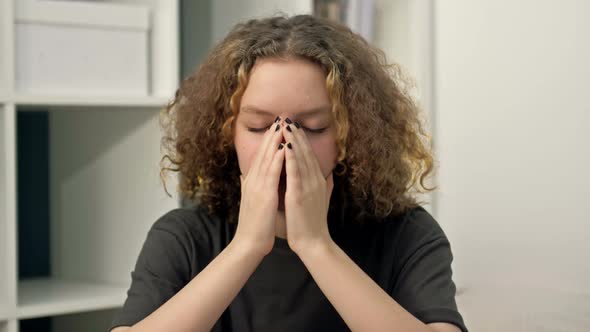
[298,239,432,332]
[128,239,265,332]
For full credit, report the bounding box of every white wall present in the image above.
[373,0,437,214]
[211,0,312,44]
[374,0,412,72]
[434,1,590,330]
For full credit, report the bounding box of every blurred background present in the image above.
[0,0,588,331]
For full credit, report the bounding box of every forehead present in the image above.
[240,57,330,115]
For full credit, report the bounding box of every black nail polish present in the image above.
[279,143,284,150]
[274,116,281,123]
[294,122,301,129]
[275,124,280,131]
[286,125,292,132]
[285,118,292,124]
[287,142,292,149]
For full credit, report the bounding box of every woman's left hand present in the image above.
[282,121,335,255]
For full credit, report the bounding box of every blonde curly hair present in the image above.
[160,14,436,224]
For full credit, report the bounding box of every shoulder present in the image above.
[151,204,221,234]
[148,204,228,253]
[394,206,447,242]
[384,208,466,332]
[374,205,450,261]
[335,205,448,260]
[140,204,229,278]
[385,206,454,274]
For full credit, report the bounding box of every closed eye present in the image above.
[247,126,270,133]
[303,127,327,134]
[246,126,327,133]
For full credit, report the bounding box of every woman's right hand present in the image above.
[233,121,285,257]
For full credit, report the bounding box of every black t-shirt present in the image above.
[110,204,467,332]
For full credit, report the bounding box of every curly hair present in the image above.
[160,14,435,225]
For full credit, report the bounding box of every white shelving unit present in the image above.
[0,0,180,331]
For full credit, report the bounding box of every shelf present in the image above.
[13,95,170,109]
[17,278,127,320]
[0,304,10,320]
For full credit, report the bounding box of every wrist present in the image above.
[293,234,334,260]
[229,235,272,259]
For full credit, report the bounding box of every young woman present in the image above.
[110,14,467,332]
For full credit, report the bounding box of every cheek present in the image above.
[235,133,264,175]
[309,135,338,176]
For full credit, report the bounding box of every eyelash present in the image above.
[247,126,326,134]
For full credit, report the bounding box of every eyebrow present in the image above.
[240,105,331,118]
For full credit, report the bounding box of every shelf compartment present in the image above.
[15,0,150,97]
[15,107,179,320]
[17,278,127,320]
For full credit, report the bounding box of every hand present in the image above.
[233,121,285,257]
[282,121,335,255]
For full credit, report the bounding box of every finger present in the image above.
[260,122,284,176]
[247,126,274,179]
[266,142,286,189]
[298,125,324,179]
[283,123,310,180]
[284,139,301,194]
[290,122,322,180]
[250,121,282,179]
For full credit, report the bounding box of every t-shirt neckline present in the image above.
[273,236,290,250]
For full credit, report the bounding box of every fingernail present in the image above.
[274,116,281,123]
[287,142,293,149]
[294,122,301,129]
[275,124,280,131]
[286,125,292,132]
[285,118,292,124]
[279,143,284,150]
